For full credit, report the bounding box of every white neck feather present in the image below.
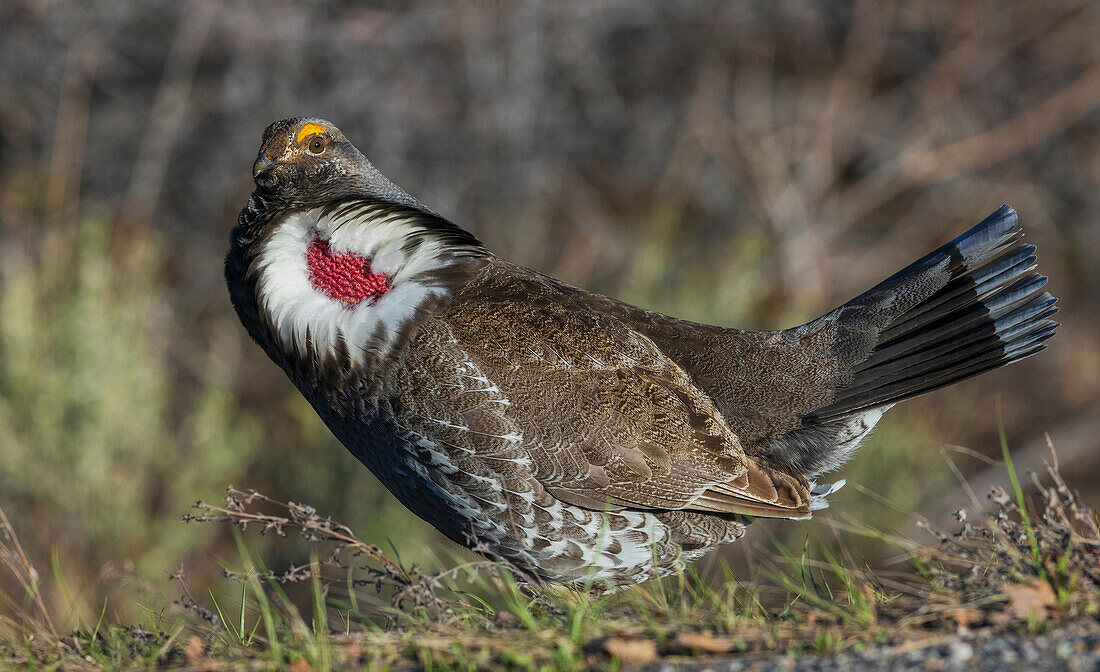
[253,205,461,365]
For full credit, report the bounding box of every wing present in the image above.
[392,259,814,519]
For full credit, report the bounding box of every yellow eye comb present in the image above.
[296,123,326,144]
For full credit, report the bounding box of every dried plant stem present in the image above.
[0,505,57,638]
[187,488,410,584]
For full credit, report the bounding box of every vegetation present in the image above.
[2,441,1097,670]
[0,0,1096,668]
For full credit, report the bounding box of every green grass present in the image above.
[0,201,1007,642]
[0,218,459,624]
[0,204,1087,671]
[996,397,1042,574]
[0,220,262,623]
[4,446,1096,671]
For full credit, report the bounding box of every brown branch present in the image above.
[118,0,216,228]
[902,62,1100,183]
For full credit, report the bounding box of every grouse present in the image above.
[226,117,1058,588]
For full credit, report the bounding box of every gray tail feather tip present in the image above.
[810,205,1058,421]
[809,479,846,511]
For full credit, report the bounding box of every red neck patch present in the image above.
[306,238,391,305]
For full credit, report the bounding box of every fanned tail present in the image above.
[809,205,1058,422]
[764,206,1059,477]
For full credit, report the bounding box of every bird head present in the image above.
[251,117,421,209]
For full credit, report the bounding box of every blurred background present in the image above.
[1,0,1097,623]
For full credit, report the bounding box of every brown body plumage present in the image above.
[226,118,1058,587]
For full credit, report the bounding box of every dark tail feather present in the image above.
[809,205,1058,422]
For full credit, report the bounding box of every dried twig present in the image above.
[184,487,509,615]
[0,505,57,638]
[169,566,219,627]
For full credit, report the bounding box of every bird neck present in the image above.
[352,158,424,210]
[237,197,487,383]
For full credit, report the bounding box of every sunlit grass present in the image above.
[0,218,447,623]
[5,445,1081,669]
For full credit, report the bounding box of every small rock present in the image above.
[948,640,974,664]
[184,636,203,664]
[671,632,735,654]
[1021,643,1040,661]
[1003,580,1056,621]
[289,659,316,672]
[591,636,658,664]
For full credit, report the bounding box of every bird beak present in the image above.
[252,154,283,179]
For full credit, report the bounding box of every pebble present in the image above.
[659,619,1100,672]
[948,641,973,664]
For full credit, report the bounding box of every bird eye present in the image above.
[308,136,325,154]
